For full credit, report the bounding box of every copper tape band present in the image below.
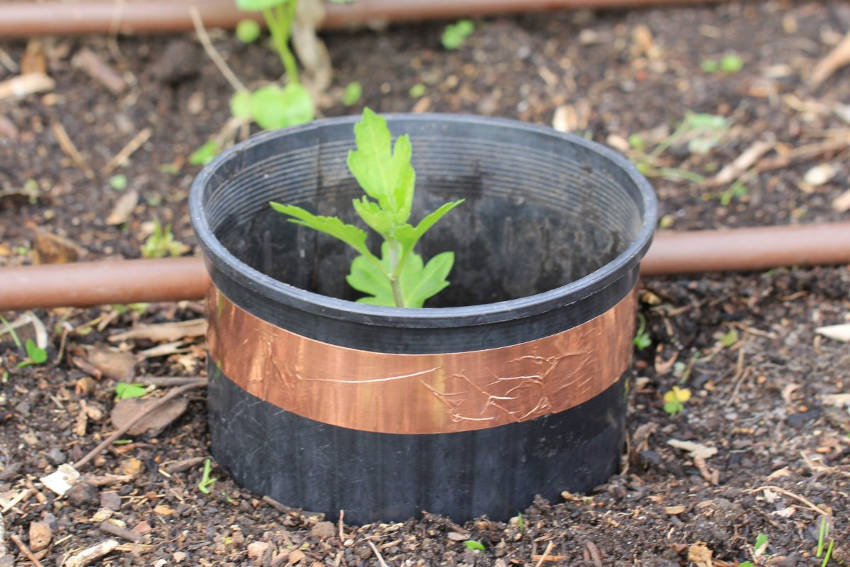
[207,288,636,434]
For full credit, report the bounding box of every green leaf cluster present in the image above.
[442,19,474,50]
[271,108,463,308]
[141,220,187,259]
[230,83,314,130]
[115,382,148,400]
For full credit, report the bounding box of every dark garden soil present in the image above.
[1,1,849,565]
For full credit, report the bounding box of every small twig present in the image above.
[534,541,555,567]
[189,5,247,93]
[162,456,207,473]
[99,520,142,543]
[728,342,749,404]
[53,122,95,178]
[750,485,830,516]
[753,138,850,173]
[135,376,207,387]
[74,379,207,469]
[338,509,346,541]
[10,533,45,567]
[367,540,389,567]
[100,127,151,176]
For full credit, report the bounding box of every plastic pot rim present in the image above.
[190,112,658,328]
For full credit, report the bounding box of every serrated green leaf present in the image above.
[352,197,396,237]
[270,202,372,258]
[115,382,148,400]
[402,251,453,308]
[236,0,287,11]
[230,91,252,118]
[347,254,394,307]
[250,84,314,130]
[236,19,262,43]
[394,199,464,256]
[346,108,415,221]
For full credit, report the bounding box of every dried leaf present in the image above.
[40,463,80,496]
[687,542,713,567]
[33,229,85,264]
[86,347,136,380]
[667,439,717,459]
[105,190,138,225]
[110,396,189,436]
[109,319,207,343]
[664,505,686,515]
[0,73,55,100]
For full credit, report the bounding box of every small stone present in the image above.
[803,163,836,186]
[310,521,335,539]
[100,492,122,511]
[247,541,270,560]
[28,520,52,551]
[47,448,66,466]
[172,551,187,562]
[289,549,305,564]
[66,482,99,506]
[118,457,143,476]
[153,504,175,516]
[151,40,202,85]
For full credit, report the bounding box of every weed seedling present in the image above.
[114,382,149,401]
[634,313,652,351]
[662,386,691,416]
[141,220,187,259]
[464,540,485,551]
[442,19,474,50]
[16,339,47,368]
[701,53,744,74]
[817,516,834,566]
[271,108,463,308]
[516,512,525,533]
[108,174,128,191]
[198,458,217,494]
[342,81,362,106]
[236,18,262,43]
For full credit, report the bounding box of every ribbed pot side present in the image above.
[190,114,657,524]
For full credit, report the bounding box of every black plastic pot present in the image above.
[190,114,656,524]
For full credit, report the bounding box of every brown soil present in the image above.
[1,1,849,565]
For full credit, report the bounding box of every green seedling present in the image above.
[190,140,220,166]
[2,370,8,384]
[114,382,149,401]
[817,517,834,566]
[108,174,128,191]
[442,19,474,50]
[271,108,463,308]
[342,81,362,106]
[141,220,187,259]
[516,512,525,533]
[464,540,485,551]
[234,0,314,129]
[0,314,24,351]
[16,339,47,368]
[702,53,744,74]
[236,18,262,43]
[662,386,691,416]
[719,328,739,348]
[409,83,426,98]
[627,112,729,184]
[717,182,748,206]
[634,313,652,351]
[198,458,217,494]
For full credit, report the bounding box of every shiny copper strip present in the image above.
[207,288,635,434]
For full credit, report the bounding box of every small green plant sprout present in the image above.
[114,382,149,401]
[271,108,464,308]
[515,512,525,533]
[190,140,220,166]
[634,313,652,351]
[662,386,691,416]
[233,0,314,129]
[442,19,474,50]
[464,540,485,552]
[817,517,835,567]
[141,220,188,259]
[236,18,262,43]
[198,458,217,494]
[409,83,426,98]
[628,111,730,183]
[701,53,744,74]
[342,81,362,106]
[108,174,128,191]
[718,327,739,348]
[16,339,47,368]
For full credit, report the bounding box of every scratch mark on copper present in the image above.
[296,367,438,384]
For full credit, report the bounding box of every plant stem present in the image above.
[386,240,405,307]
[264,3,299,85]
